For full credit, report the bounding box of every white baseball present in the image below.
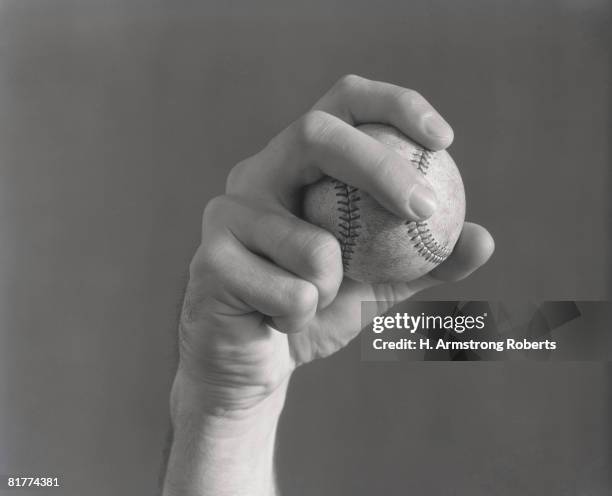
[302,123,465,283]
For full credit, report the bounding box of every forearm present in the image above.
[162,370,288,496]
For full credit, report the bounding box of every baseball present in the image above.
[302,123,465,283]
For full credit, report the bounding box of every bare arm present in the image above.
[162,369,287,496]
[161,75,494,496]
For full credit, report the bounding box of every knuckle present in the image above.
[202,195,229,227]
[225,159,250,193]
[372,150,396,178]
[288,280,318,316]
[395,88,426,110]
[190,237,225,278]
[371,152,410,195]
[196,196,237,274]
[294,110,336,148]
[303,231,342,277]
[334,73,364,93]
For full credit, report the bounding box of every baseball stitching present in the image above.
[411,147,434,175]
[332,146,449,273]
[408,146,451,263]
[406,220,452,264]
[333,180,361,271]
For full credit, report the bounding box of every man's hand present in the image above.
[177,74,493,411]
[162,75,494,496]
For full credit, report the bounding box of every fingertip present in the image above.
[430,222,495,282]
[469,223,495,265]
[260,277,319,334]
[266,314,310,334]
[422,113,454,151]
[405,183,438,221]
[314,270,343,311]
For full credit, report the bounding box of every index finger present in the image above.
[312,74,454,152]
[227,110,438,221]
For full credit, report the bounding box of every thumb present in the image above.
[369,221,495,306]
[429,222,495,282]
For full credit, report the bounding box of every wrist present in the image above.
[163,368,289,496]
[170,362,290,422]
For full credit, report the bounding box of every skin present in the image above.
[161,74,495,496]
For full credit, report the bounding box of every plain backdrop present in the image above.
[0,1,610,495]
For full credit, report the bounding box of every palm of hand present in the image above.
[178,219,490,412]
[178,277,427,408]
[287,277,427,365]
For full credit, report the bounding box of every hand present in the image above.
[175,75,494,416]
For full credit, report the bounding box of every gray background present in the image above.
[0,0,610,495]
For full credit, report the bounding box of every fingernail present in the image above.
[408,185,437,219]
[423,113,453,141]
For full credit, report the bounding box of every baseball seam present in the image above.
[333,180,361,271]
[406,221,451,264]
[411,147,434,175]
[408,146,451,264]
